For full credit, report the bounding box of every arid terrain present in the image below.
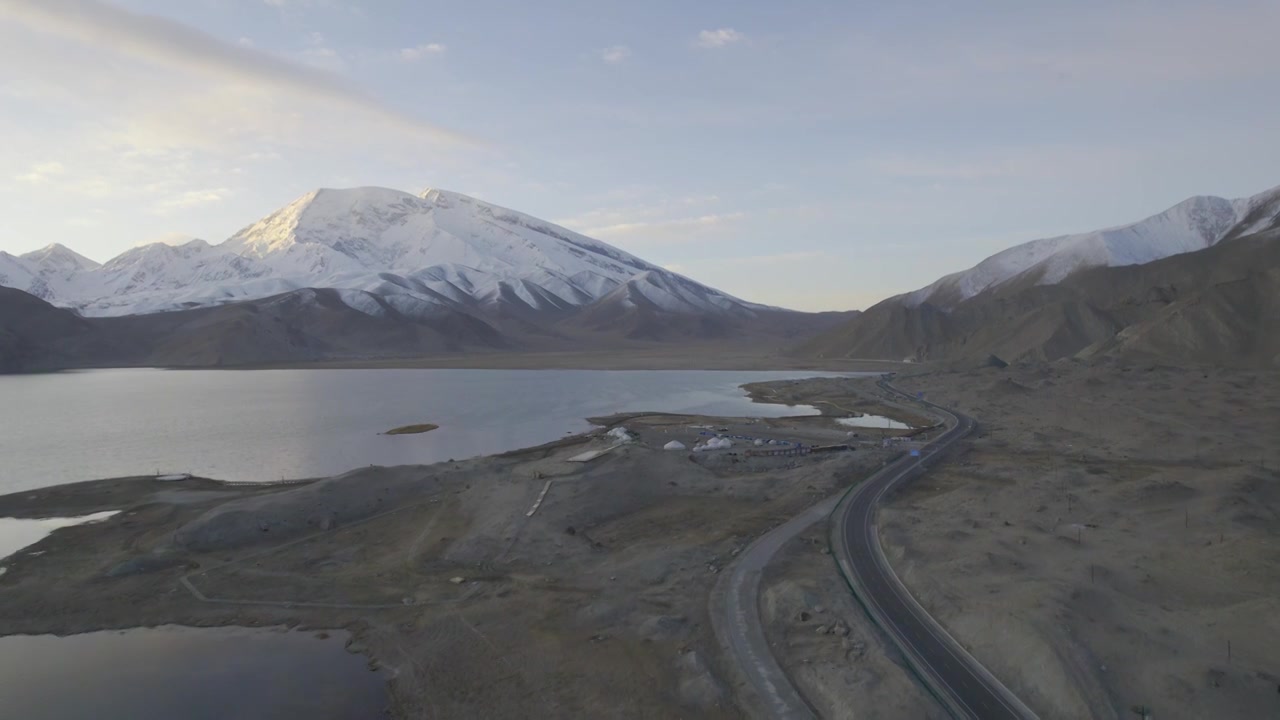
[878,360,1280,720]
[1,364,1276,719]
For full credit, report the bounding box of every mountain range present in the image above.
[0,187,851,370]
[0,187,764,321]
[3,181,1277,371]
[799,184,1280,366]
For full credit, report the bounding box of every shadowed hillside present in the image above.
[796,230,1280,367]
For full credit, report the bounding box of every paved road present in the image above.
[714,378,1038,719]
[830,380,1039,720]
[712,490,836,719]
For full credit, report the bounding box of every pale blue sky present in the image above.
[2,0,1278,310]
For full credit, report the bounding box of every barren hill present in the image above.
[797,230,1280,367]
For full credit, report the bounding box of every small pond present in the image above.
[836,414,916,430]
[0,626,387,719]
[0,511,119,566]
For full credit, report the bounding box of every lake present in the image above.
[0,368,850,493]
[0,626,385,719]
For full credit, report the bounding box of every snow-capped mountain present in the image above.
[0,251,48,300]
[0,243,102,302]
[1,187,761,322]
[21,243,100,276]
[903,184,1280,309]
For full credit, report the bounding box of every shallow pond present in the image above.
[0,626,386,719]
[0,511,119,565]
[836,414,915,430]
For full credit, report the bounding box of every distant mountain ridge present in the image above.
[902,185,1280,309]
[797,181,1280,367]
[797,228,1280,367]
[0,186,857,369]
[0,186,765,323]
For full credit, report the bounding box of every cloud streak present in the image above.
[3,0,470,145]
[153,188,231,213]
[15,161,66,184]
[580,212,744,241]
[601,45,631,64]
[696,28,744,49]
[400,43,446,61]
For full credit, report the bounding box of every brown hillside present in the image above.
[794,230,1279,367]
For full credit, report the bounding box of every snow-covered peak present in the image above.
[102,238,217,269]
[221,185,662,298]
[20,243,101,272]
[903,184,1280,308]
[1229,184,1280,236]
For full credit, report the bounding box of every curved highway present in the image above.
[712,490,838,719]
[715,377,1038,719]
[829,380,1039,719]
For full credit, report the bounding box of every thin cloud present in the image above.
[872,157,1017,181]
[153,188,231,213]
[581,212,744,241]
[601,45,631,64]
[16,161,66,184]
[696,28,744,49]
[557,194,724,231]
[724,250,826,266]
[400,43,446,61]
[3,0,470,145]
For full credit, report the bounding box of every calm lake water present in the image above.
[0,368,849,493]
[0,511,118,561]
[0,626,385,719]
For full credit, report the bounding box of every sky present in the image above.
[2,0,1279,311]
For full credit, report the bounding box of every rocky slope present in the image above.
[0,287,129,372]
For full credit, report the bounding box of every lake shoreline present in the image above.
[0,375,920,718]
[0,349,907,375]
[0,367,856,492]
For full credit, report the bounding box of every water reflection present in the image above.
[0,626,386,720]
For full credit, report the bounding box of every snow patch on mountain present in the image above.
[335,288,389,318]
[0,252,50,300]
